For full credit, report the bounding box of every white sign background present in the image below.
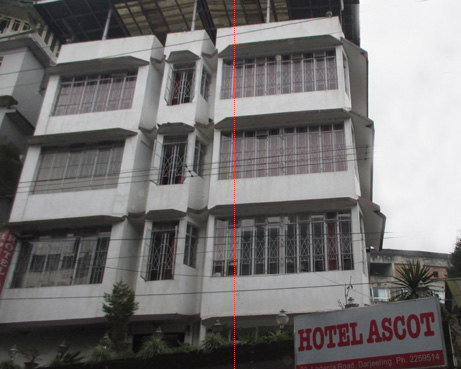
[294,298,446,369]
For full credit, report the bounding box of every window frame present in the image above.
[219,123,347,180]
[165,63,196,105]
[53,71,138,116]
[184,224,199,268]
[159,136,188,185]
[193,139,206,177]
[144,223,178,281]
[212,211,353,277]
[10,230,110,288]
[221,49,338,99]
[200,66,212,101]
[33,141,124,194]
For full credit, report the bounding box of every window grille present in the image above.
[184,224,198,268]
[221,50,337,99]
[219,124,346,180]
[11,230,110,288]
[213,212,352,277]
[165,63,195,105]
[200,67,212,101]
[159,136,187,185]
[145,224,178,281]
[33,142,124,194]
[53,71,137,116]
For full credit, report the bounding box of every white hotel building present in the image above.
[0,0,385,360]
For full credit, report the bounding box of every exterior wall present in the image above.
[156,30,216,127]
[0,15,383,356]
[369,249,450,303]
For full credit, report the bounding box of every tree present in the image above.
[447,239,461,278]
[393,260,434,300]
[102,281,139,353]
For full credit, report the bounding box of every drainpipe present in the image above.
[191,0,198,31]
[102,6,113,40]
[266,0,270,23]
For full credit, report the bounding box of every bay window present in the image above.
[221,50,337,99]
[33,142,124,193]
[11,229,110,288]
[213,211,353,277]
[54,71,137,116]
[219,123,346,179]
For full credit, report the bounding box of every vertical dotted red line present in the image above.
[232,0,236,368]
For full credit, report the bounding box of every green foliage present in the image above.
[171,343,197,353]
[393,260,434,300]
[48,349,84,366]
[20,348,41,363]
[201,333,228,353]
[102,281,139,353]
[0,360,21,369]
[87,345,113,364]
[135,335,171,359]
[448,239,461,278]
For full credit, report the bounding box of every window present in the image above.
[33,142,124,194]
[184,224,198,268]
[11,230,110,288]
[159,136,187,185]
[221,50,337,99]
[200,67,212,101]
[370,287,390,303]
[0,17,11,34]
[219,124,346,180]
[53,71,137,116]
[343,54,350,97]
[213,211,352,277]
[144,224,177,281]
[193,139,206,176]
[165,63,195,105]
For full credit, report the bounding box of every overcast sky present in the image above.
[360,0,461,254]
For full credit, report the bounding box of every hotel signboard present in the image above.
[295,298,446,369]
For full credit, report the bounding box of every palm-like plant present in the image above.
[393,260,434,300]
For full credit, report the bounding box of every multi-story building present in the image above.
[0,0,385,363]
[369,249,450,303]
[0,6,58,226]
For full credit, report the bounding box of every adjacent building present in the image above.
[369,248,450,303]
[0,6,58,227]
[0,0,386,363]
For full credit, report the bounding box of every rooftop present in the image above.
[33,0,360,45]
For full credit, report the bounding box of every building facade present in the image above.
[369,249,450,303]
[0,0,385,364]
[0,6,58,227]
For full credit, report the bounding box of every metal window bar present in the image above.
[54,72,137,116]
[11,233,110,288]
[218,124,346,180]
[33,143,124,194]
[221,51,338,100]
[165,63,195,105]
[159,137,187,185]
[213,213,352,277]
[147,225,178,281]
